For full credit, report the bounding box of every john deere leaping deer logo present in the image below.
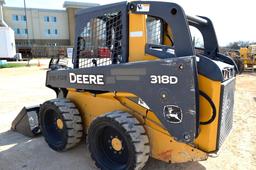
[163,105,183,123]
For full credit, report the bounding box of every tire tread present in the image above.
[41,98,83,151]
[89,110,150,170]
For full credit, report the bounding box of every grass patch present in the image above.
[0,63,35,69]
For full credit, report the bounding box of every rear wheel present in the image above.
[88,111,150,170]
[39,98,83,151]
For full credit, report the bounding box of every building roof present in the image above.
[3,6,66,13]
[63,1,99,9]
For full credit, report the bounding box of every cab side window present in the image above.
[146,16,163,45]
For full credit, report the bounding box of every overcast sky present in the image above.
[4,0,256,46]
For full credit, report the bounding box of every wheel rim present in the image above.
[111,137,122,151]
[43,108,66,146]
[95,125,130,169]
[56,119,64,129]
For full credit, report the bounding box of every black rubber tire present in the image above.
[39,98,83,151]
[88,111,150,170]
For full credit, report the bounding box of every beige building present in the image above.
[64,1,99,46]
[2,1,99,47]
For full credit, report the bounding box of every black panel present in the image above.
[145,43,175,59]
[46,56,198,143]
[189,16,219,58]
[197,55,223,81]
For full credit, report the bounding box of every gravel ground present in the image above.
[0,60,255,170]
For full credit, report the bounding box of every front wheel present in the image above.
[88,111,150,170]
[39,98,83,151]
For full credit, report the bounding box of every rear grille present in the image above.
[217,77,235,150]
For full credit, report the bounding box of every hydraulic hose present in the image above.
[199,90,217,125]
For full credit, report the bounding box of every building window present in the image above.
[12,15,19,21]
[44,16,57,22]
[14,28,18,34]
[51,16,57,22]
[20,28,28,35]
[45,28,58,36]
[44,16,50,22]
[21,16,27,21]
[15,28,28,35]
[14,28,20,34]
[12,15,27,21]
[81,22,91,37]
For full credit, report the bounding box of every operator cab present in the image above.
[144,14,237,82]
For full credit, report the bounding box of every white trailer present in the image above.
[0,0,17,59]
[0,27,16,59]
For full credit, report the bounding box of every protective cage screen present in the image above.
[146,16,163,45]
[76,11,122,68]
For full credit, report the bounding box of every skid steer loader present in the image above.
[12,1,238,169]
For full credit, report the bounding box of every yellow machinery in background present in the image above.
[240,44,256,71]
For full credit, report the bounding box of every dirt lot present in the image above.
[0,60,255,170]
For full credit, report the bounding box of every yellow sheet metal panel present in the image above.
[195,75,221,152]
[129,13,158,62]
[114,96,147,123]
[146,125,207,163]
[145,110,168,135]
[67,91,147,126]
[67,91,129,126]
[96,92,137,98]
[113,96,208,162]
[67,90,208,163]
[113,96,168,134]
[163,25,173,46]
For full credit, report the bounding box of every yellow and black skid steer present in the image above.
[12,1,238,169]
